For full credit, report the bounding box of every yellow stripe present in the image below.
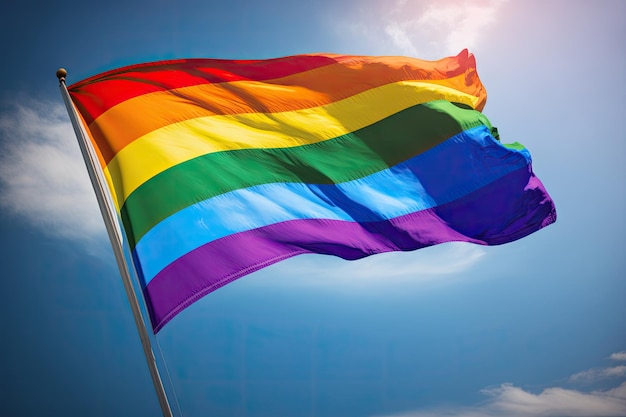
[103,80,481,211]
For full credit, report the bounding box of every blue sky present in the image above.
[0,1,625,416]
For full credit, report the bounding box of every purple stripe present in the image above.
[145,165,556,332]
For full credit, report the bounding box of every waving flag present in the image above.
[67,50,556,332]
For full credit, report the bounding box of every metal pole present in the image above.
[56,68,173,417]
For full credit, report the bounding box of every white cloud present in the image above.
[567,352,626,383]
[483,383,626,417]
[385,22,418,56]
[375,0,507,57]
[0,100,105,243]
[569,366,626,383]
[414,1,503,56]
[250,242,485,290]
[374,382,626,417]
[314,242,485,280]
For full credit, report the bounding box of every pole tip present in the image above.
[56,68,67,83]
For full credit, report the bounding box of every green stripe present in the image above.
[121,100,491,248]
[503,142,527,151]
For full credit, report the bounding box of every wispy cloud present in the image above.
[374,382,626,417]
[250,242,486,290]
[307,242,485,279]
[0,99,105,244]
[411,0,504,56]
[374,352,626,417]
[567,350,626,384]
[483,383,626,417]
[342,0,507,58]
[569,366,626,383]
[385,21,418,56]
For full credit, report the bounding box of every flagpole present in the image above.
[56,68,174,417]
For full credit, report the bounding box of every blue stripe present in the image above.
[133,126,530,284]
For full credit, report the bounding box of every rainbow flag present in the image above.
[68,50,556,332]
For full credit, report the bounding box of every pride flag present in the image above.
[68,50,556,332]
